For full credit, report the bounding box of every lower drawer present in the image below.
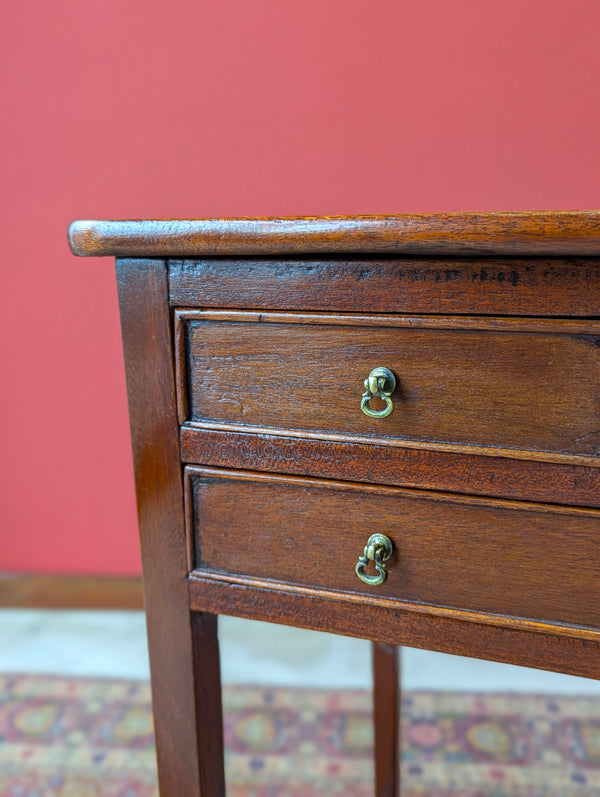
[186,467,600,630]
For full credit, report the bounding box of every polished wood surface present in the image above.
[187,467,600,628]
[373,643,400,797]
[170,256,600,316]
[188,572,600,680]
[180,311,600,457]
[180,425,600,507]
[71,213,600,795]
[191,612,226,796]
[68,212,600,257]
[116,258,224,795]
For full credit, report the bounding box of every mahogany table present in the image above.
[69,212,600,796]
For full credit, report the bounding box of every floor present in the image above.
[1,609,599,693]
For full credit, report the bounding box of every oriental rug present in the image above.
[1,673,599,795]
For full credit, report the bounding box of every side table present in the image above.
[69,212,600,796]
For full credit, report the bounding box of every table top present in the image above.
[68,211,600,258]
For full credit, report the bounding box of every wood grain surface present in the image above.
[116,259,223,795]
[73,213,600,795]
[372,642,400,797]
[187,467,600,629]
[181,312,600,457]
[180,425,600,507]
[170,256,600,316]
[68,212,600,257]
[0,574,144,609]
[188,573,600,680]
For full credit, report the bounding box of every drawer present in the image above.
[177,310,600,458]
[186,467,600,630]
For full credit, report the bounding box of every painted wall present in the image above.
[2,1,599,575]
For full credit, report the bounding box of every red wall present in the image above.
[2,1,599,575]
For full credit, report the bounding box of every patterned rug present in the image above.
[1,673,600,796]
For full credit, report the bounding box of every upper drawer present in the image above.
[175,310,600,460]
[169,257,600,316]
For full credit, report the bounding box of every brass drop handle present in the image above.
[355,533,394,586]
[361,367,396,419]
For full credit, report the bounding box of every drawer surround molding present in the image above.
[69,212,600,796]
[180,425,600,507]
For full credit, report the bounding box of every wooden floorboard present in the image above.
[0,574,144,610]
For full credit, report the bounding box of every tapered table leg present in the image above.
[116,258,226,794]
[372,641,400,797]
[191,611,226,796]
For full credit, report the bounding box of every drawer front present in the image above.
[187,467,600,629]
[179,311,600,458]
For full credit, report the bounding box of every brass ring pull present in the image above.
[361,367,396,419]
[355,533,394,586]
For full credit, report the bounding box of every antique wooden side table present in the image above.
[69,212,600,796]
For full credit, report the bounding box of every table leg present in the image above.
[372,641,400,797]
[116,258,226,795]
[191,611,226,796]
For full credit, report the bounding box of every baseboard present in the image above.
[0,573,144,610]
